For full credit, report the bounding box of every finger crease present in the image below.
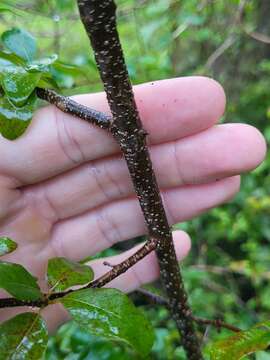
[103,161,125,198]
[41,187,59,223]
[54,106,85,165]
[96,208,120,248]
[172,141,186,186]
[90,164,112,203]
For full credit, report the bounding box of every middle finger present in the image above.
[22,123,265,222]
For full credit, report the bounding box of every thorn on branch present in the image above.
[103,261,114,268]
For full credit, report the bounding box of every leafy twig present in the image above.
[0,240,156,308]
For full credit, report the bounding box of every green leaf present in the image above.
[1,67,41,106]
[206,321,270,360]
[0,5,17,14]
[0,261,42,300]
[2,28,37,61]
[37,75,59,90]
[0,312,48,359]
[0,93,36,140]
[60,288,154,356]
[0,58,20,73]
[0,237,17,256]
[53,60,84,76]
[0,50,26,67]
[47,257,94,292]
[26,54,58,73]
[51,60,92,87]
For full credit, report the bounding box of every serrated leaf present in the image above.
[1,67,41,106]
[0,312,48,360]
[2,28,37,61]
[47,257,94,292]
[0,261,42,300]
[61,288,154,356]
[0,93,36,140]
[207,321,270,360]
[0,237,17,256]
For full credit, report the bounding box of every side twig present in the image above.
[135,288,241,333]
[36,87,112,129]
[0,240,156,308]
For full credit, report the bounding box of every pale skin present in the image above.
[0,76,267,331]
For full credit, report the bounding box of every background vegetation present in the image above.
[0,0,269,358]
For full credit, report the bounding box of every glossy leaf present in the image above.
[207,321,270,360]
[1,67,41,106]
[0,50,25,67]
[53,60,84,76]
[47,257,94,292]
[0,58,18,72]
[0,1,22,16]
[1,28,37,61]
[26,54,58,73]
[0,312,48,359]
[0,237,17,256]
[0,261,42,300]
[61,288,154,356]
[0,93,36,140]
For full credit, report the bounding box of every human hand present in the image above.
[0,76,266,330]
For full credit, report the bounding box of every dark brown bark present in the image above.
[36,87,111,129]
[77,1,202,358]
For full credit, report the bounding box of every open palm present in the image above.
[0,77,266,330]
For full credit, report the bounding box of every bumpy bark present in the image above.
[36,87,111,129]
[77,1,202,358]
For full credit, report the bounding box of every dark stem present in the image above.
[192,316,241,333]
[0,240,156,308]
[135,288,241,333]
[77,1,202,358]
[84,237,157,289]
[36,87,111,129]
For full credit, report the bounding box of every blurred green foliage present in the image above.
[0,0,269,358]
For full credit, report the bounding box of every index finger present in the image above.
[0,76,225,186]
